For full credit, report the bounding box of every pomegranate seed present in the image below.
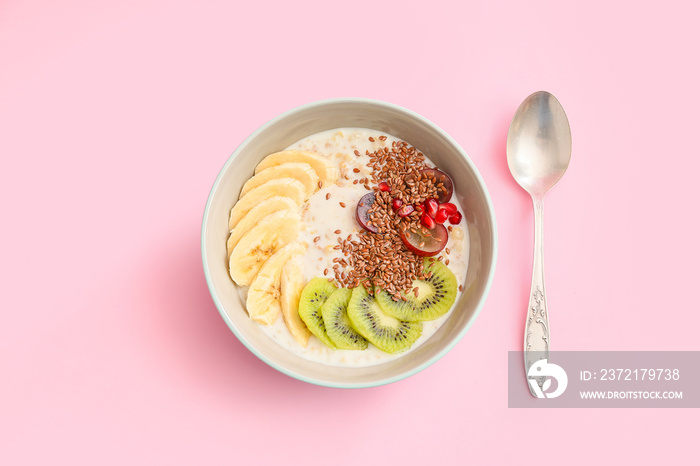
[392,198,403,210]
[378,182,391,192]
[435,208,449,224]
[448,211,462,224]
[421,213,436,230]
[397,204,415,217]
[425,198,438,218]
[440,202,458,215]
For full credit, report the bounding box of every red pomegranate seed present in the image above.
[435,208,449,224]
[440,202,458,215]
[448,211,462,224]
[425,198,438,218]
[378,182,391,192]
[392,198,403,210]
[421,213,436,230]
[397,204,415,217]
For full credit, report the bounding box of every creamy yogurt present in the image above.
[257,128,470,367]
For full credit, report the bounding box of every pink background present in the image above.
[2,0,698,464]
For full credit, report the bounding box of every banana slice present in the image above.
[247,242,306,325]
[228,210,301,286]
[239,162,319,200]
[280,255,311,346]
[254,150,339,187]
[227,196,299,257]
[228,178,305,230]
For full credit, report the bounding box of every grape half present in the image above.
[399,223,448,256]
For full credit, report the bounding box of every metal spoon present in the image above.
[506,91,571,397]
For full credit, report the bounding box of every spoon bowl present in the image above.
[507,92,571,198]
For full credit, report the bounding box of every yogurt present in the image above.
[256,128,470,367]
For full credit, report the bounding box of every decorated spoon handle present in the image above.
[524,198,550,397]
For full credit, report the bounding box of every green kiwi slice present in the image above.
[347,286,422,354]
[298,278,338,349]
[374,259,458,321]
[321,288,368,350]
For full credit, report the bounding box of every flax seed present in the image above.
[334,229,341,234]
[326,193,331,200]
[339,202,346,208]
[459,285,464,292]
[313,236,320,243]
[327,136,461,297]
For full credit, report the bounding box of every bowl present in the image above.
[201,98,497,388]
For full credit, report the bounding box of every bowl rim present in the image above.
[201,97,498,388]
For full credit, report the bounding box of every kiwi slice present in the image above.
[298,278,338,349]
[347,286,422,354]
[375,259,458,321]
[321,288,368,350]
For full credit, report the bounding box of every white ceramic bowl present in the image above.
[202,98,497,388]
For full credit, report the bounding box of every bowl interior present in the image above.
[202,99,497,388]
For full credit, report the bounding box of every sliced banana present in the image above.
[227,196,299,257]
[228,210,301,286]
[280,255,311,346]
[254,150,339,187]
[239,162,319,200]
[228,178,305,230]
[246,242,306,325]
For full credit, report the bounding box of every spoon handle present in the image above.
[524,197,550,397]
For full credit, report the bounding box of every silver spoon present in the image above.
[506,91,571,397]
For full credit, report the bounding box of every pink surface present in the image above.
[2,0,698,464]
